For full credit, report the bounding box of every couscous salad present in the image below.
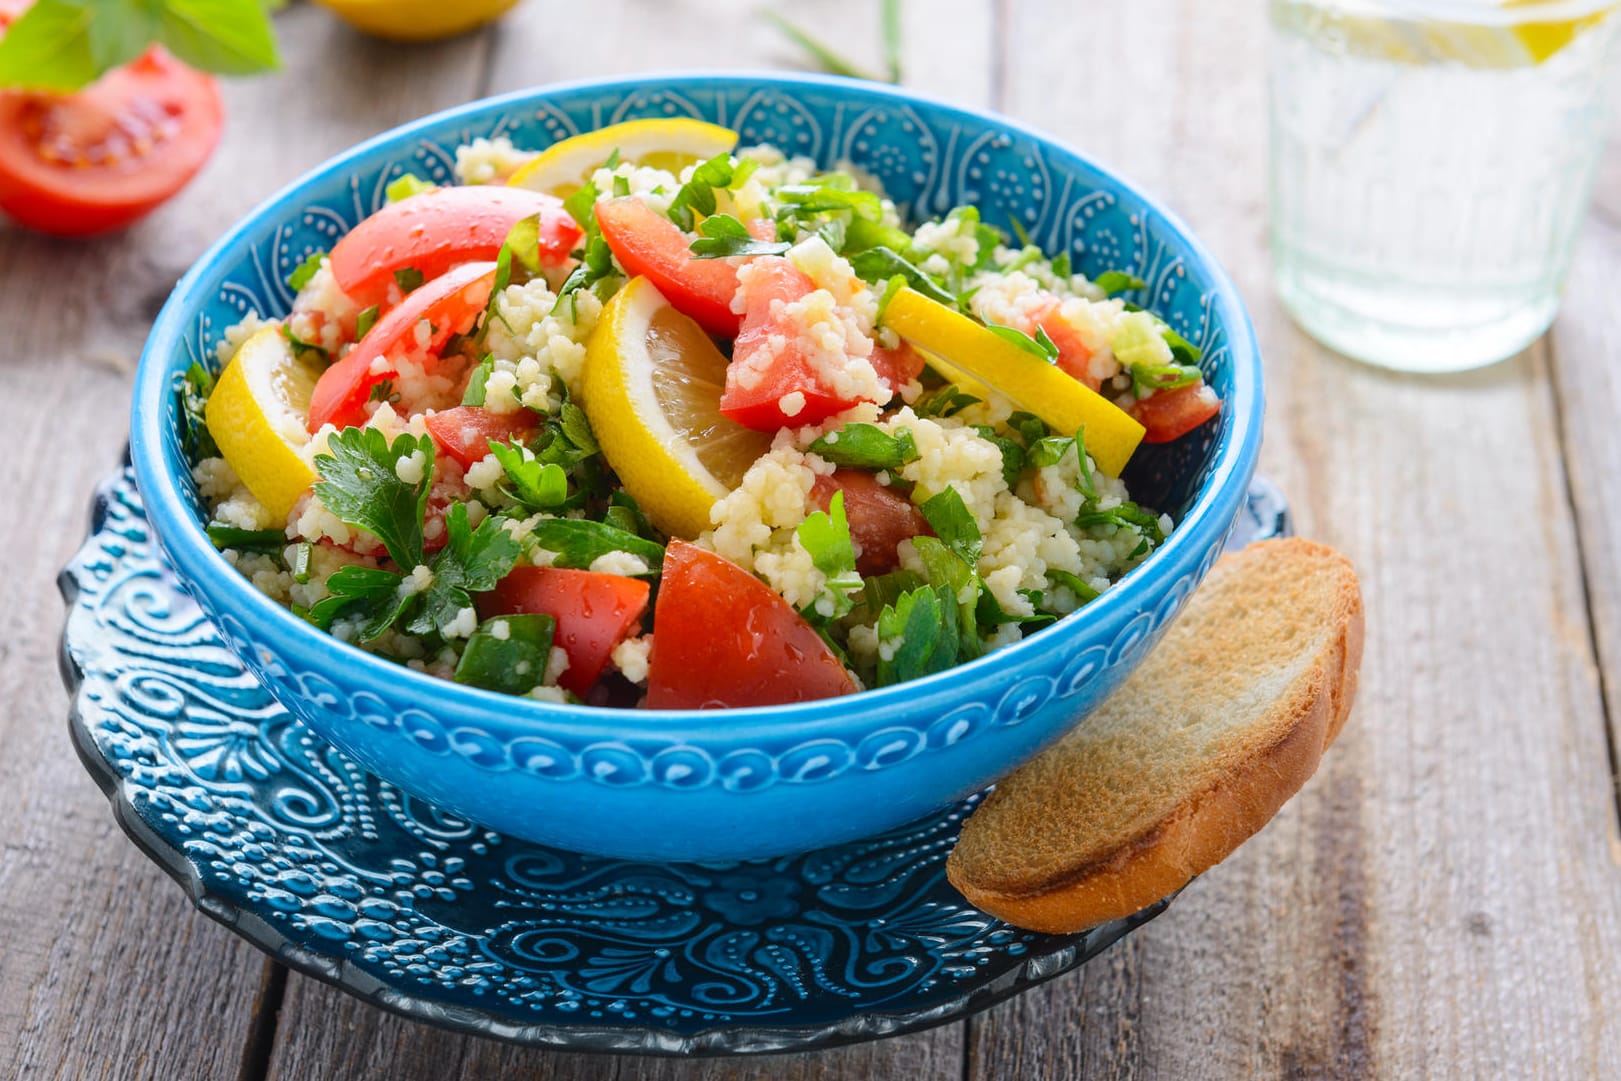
[182,118,1221,709]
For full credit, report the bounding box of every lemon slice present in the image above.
[1272,0,1614,68]
[883,289,1145,476]
[311,0,519,42]
[582,276,773,539]
[204,326,324,523]
[507,118,739,198]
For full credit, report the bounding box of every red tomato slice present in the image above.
[1031,299,1103,390]
[870,340,925,392]
[811,470,930,577]
[719,256,863,431]
[308,260,497,433]
[645,541,857,709]
[424,405,538,469]
[595,196,745,337]
[330,186,580,310]
[0,48,222,237]
[479,567,650,697]
[1131,383,1222,443]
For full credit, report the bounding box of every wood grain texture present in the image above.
[969,1,1621,1078]
[262,1,991,1077]
[0,5,489,1080]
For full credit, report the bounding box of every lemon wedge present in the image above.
[1271,0,1614,68]
[882,288,1145,476]
[204,326,324,523]
[312,0,519,41]
[507,118,739,198]
[581,276,773,539]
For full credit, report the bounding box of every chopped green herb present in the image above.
[304,566,410,641]
[313,428,434,570]
[667,153,751,232]
[1074,501,1166,547]
[368,379,398,404]
[919,487,981,565]
[206,525,285,554]
[408,503,524,636]
[479,213,543,341]
[612,174,631,198]
[280,323,327,363]
[1073,426,1098,502]
[178,362,218,461]
[975,426,1026,489]
[489,441,570,510]
[1094,270,1146,296]
[604,491,656,540]
[287,250,326,292]
[796,490,862,623]
[1049,568,1101,606]
[849,247,956,308]
[461,355,495,407]
[526,519,664,574]
[355,305,380,341]
[292,542,314,585]
[393,267,425,295]
[454,613,558,695]
[985,321,1059,363]
[689,213,791,259]
[1028,434,1076,470]
[844,217,913,256]
[563,179,600,229]
[807,423,919,471]
[875,586,960,687]
[874,274,908,325]
[913,384,981,419]
[1051,252,1073,278]
[386,173,437,202]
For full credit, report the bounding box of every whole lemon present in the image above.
[314,0,522,43]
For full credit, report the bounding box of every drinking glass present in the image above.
[1269,0,1621,372]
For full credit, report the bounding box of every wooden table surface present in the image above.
[4,1,1620,1077]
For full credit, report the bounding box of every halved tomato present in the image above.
[425,405,538,469]
[0,47,223,237]
[479,566,650,697]
[811,470,930,577]
[719,256,863,431]
[1130,383,1222,443]
[329,186,580,309]
[595,196,745,337]
[307,260,497,432]
[645,541,856,709]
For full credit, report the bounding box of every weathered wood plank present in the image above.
[262,1,993,1075]
[969,0,1621,1077]
[0,6,490,1079]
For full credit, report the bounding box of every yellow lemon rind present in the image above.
[204,327,320,524]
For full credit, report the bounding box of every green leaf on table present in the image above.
[762,8,891,83]
[0,1,98,91]
[155,0,280,77]
[454,613,558,695]
[313,428,434,570]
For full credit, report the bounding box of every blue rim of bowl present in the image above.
[131,71,1264,745]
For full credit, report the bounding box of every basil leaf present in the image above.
[454,613,558,695]
[154,0,280,77]
[0,1,101,91]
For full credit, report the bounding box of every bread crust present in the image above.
[946,539,1365,934]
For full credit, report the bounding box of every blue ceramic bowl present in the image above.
[130,73,1263,862]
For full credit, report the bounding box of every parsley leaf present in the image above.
[287,250,326,292]
[849,247,956,308]
[1049,568,1101,606]
[919,487,981,566]
[875,586,960,687]
[393,267,425,295]
[526,519,663,574]
[280,323,327,363]
[479,213,542,341]
[461,355,495,406]
[689,213,791,259]
[355,305,380,341]
[667,153,752,232]
[386,173,436,202]
[313,428,433,570]
[985,321,1059,363]
[1094,270,1146,296]
[604,491,656,540]
[304,565,410,641]
[489,441,570,511]
[975,425,1026,490]
[807,423,918,471]
[913,384,981,419]
[177,361,218,461]
[554,184,619,306]
[206,525,285,554]
[408,503,523,636]
[1074,502,1166,548]
[796,490,862,623]
[454,613,557,695]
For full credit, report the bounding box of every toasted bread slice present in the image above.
[947,538,1364,933]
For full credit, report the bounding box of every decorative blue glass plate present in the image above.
[60,466,1289,1055]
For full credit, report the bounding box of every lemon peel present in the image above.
[204,326,323,523]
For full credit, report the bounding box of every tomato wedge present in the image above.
[0,48,222,237]
[1030,300,1104,390]
[330,186,580,310]
[870,340,925,392]
[1130,383,1222,444]
[719,256,867,431]
[811,470,930,577]
[425,405,538,469]
[308,260,497,433]
[479,567,650,697]
[595,196,746,337]
[645,541,857,709]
